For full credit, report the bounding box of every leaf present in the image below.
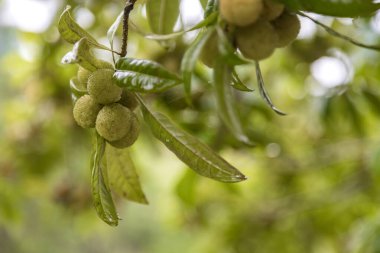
[204,0,218,18]
[106,145,148,205]
[107,11,124,63]
[298,12,380,52]
[137,96,247,183]
[144,12,218,41]
[70,77,87,97]
[213,60,253,145]
[181,27,216,102]
[91,134,119,226]
[58,6,110,51]
[146,0,180,34]
[114,57,182,93]
[231,69,253,92]
[363,88,380,116]
[61,38,104,71]
[278,0,380,17]
[255,61,286,116]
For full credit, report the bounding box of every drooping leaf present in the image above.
[255,61,286,116]
[298,12,380,52]
[61,38,107,71]
[114,57,182,93]
[181,26,216,102]
[144,12,218,41]
[213,60,253,145]
[107,11,124,63]
[231,69,253,92]
[137,96,247,183]
[146,0,180,34]
[106,145,148,205]
[91,134,119,226]
[58,6,110,51]
[278,0,380,17]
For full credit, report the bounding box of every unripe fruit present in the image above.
[73,95,102,128]
[118,89,139,111]
[200,32,219,68]
[109,114,140,149]
[96,104,133,142]
[261,0,284,21]
[77,67,91,87]
[272,12,301,47]
[95,60,114,70]
[88,69,122,104]
[236,21,278,61]
[220,0,264,27]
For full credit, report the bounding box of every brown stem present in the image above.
[121,0,138,57]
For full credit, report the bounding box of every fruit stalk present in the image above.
[121,0,138,57]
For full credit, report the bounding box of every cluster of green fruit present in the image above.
[203,0,301,64]
[72,60,140,149]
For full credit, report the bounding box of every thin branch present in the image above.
[297,11,380,51]
[121,0,138,57]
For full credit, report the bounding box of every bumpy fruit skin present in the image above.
[73,95,102,128]
[272,12,301,47]
[88,69,122,104]
[109,114,140,149]
[96,104,133,141]
[261,0,284,21]
[118,89,139,111]
[220,0,264,27]
[236,21,279,61]
[200,32,219,68]
[77,67,91,87]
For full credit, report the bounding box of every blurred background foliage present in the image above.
[1,0,380,252]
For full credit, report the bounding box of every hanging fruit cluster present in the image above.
[220,0,301,61]
[72,60,140,149]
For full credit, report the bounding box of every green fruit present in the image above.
[73,95,102,128]
[95,60,114,70]
[96,104,133,142]
[118,89,139,111]
[220,0,263,26]
[261,0,284,21]
[272,12,301,47]
[109,113,140,149]
[77,67,91,87]
[200,32,219,68]
[236,21,278,61]
[88,69,122,104]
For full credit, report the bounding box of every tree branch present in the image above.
[121,0,138,57]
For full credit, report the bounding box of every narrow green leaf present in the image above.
[231,69,253,92]
[58,6,110,51]
[144,12,218,41]
[255,61,286,116]
[298,12,380,52]
[214,60,253,145]
[138,96,247,183]
[278,0,380,17]
[114,57,182,93]
[146,0,180,34]
[107,11,124,63]
[204,0,218,18]
[106,145,148,205]
[91,134,119,226]
[181,27,216,102]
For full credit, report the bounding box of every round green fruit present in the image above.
[272,12,301,47]
[77,67,91,88]
[109,113,140,149]
[73,95,102,128]
[236,21,278,61]
[118,90,139,111]
[96,104,133,142]
[220,0,264,27]
[95,60,114,70]
[88,69,122,104]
